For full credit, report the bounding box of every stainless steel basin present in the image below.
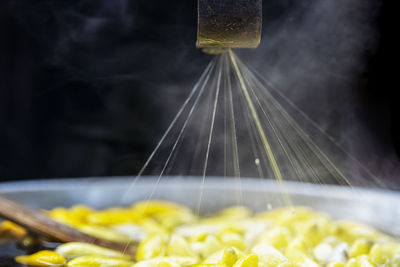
[1,176,399,236]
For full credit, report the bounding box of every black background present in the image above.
[0,0,398,186]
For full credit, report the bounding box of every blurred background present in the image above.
[0,0,398,188]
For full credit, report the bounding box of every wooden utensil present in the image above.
[0,194,136,256]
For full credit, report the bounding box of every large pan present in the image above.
[1,176,399,235]
[1,176,399,265]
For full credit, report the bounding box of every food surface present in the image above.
[2,200,399,267]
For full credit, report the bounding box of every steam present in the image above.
[4,0,398,187]
[239,0,399,187]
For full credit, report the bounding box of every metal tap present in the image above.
[197,0,262,54]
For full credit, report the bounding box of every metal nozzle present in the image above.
[197,0,262,53]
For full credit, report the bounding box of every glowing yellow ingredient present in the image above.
[15,250,66,266]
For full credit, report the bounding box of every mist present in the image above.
[1,0,398,188]
[239,0,399,187]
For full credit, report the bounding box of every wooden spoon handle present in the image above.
[0,194,136,256]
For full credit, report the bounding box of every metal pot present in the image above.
[1,176,399,235]
[1,176,399,265]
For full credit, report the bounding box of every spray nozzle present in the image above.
[197,0,262,54]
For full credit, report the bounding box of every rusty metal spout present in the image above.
[197,0,262,53]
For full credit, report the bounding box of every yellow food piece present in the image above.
[345,258,357,267]
[203,247,238,266]
[0,220,27,239]
[368,243,386,265]
[77,224,131,243]
[219,232,246,251]
[87,208,140,225]
[259,226,291,251]
[141,218,168,235]
[66,255,133,267]
[137,234,167,261]
[201,235,224,257]
[348,238,373,258]
[285,249,319,267]
[167,234,197,257]
[55,242,131,260]
[251,243,290,266]
[69,205,94,221]
[335,222,381,243]
[220,247,238,267]
[12,201,400,267]
[153,209,197,230]
[15,250,66,267]
[296,217,332,247]
[285,236,307,253]
[132,200,188,216]
[233,254,258,267]
[47,208,80,226]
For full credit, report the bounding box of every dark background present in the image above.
[0,1,398,187]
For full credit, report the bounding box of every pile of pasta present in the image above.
[5,200,399,267]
